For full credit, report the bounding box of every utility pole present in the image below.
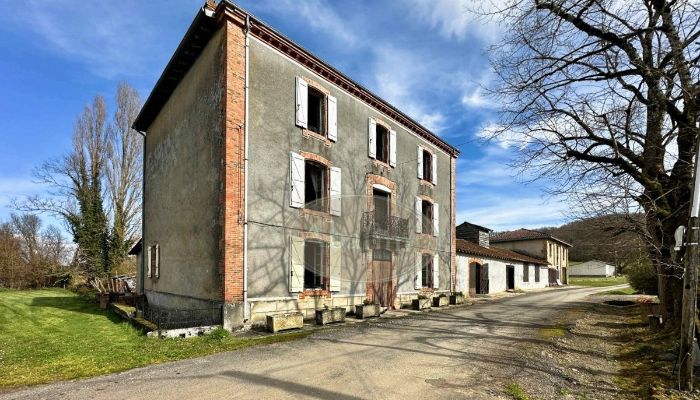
[680,135,700,391]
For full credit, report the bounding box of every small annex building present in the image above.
[569,260,616,277]
[455,222,549,296]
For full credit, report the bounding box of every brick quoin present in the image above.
[450,157,457,292]
[220,15,247,303]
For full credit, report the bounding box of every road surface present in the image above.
[2,285,622,400]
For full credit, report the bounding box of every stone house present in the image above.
[132,1,459,329]
[455,222,549,296]
[490,228,572,285]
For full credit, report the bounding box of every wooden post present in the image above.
[680,134,700,390]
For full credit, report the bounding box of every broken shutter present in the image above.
[431,152,437,185]
[415,197,422,233]
[329,242,341,291]
[433,254,439,289]
[368,118,377,159]
[327,95,337,142]
[146,245,152,278]
[389,129,397,167]
[154,243,160,278]
[329,166,342,216]
[415,253,422,289]
[289,236,305,292]
[433,203,439,237]
[295,77,308,128]
[417,146,423,179]
[289,152,305,208]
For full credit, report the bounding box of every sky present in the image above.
[0,0,569,234]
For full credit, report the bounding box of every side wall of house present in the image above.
[244,37,454,323]
[141,28,225,310]
[456,254,548,294]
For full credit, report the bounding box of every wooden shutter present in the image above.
[329,242,341,291]
[289,236,305,292]
[329,167,341,216]
[295,77,308,128]
[416,146,423,179]
[154,243,160,278]
[327,95,337,142]
[368,118,377,158]
[415,253,422,289]
[415,197,422,233]
[146,245,152,278]
[432,203,439,237]
[433,254,439,289]
[389,129,397,167]
[289,152,305,208]
[431,152,437,185]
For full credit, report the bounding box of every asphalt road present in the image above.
[2,285,624,400]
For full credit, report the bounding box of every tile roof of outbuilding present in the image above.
[490,228,572,247]
[456,239,549,265]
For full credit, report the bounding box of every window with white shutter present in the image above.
[432,203,439,237]
[146,245,152,278]
[415,253,422,289]
[289,236,305,292]
[329,242,341,291]
[154,243,160,279]
[432,254,439,289]
[295,77,308,129]
[416,146,423,179]
[368,118,377,158]
[415,197,422,233]
[289,152,305,208]
[431,152,437,185]
[327,95,337,141]
[389,129,397,167]
[421,253,433,288]
[329,167,341,216]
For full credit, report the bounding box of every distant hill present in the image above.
[536,214,648,265]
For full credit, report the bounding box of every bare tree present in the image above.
[483,0,700,322]
[105,83,143,271]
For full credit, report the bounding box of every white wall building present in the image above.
[569,260,616,277]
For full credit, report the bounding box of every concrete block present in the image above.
[266,312,304,333]
[223,302,245,331]
[432,296,448,307]
[355,304,380,319]
[315,308,346,325]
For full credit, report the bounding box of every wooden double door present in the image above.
[469,263,489,296]
[370,249,395,308]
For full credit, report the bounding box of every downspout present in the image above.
[243,15,250,321]
[136,130,147,296]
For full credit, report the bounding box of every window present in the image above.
[421,200,433,235]
[304,240,328,290]
[307,87,325,135]
[523,263,529,282]
[375,124,390,163]
[147,242,159,279]
[373,249,392,261]
[423,150,432,181]
[535,265,540,282]
[421,253,433,288]
[305,161,327,211]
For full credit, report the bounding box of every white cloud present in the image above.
[370,45,447,132]
[9,1,172,78]
[457,196,568,231]
[461,87,492,108]
[405,0,508,43]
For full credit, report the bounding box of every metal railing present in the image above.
[362,211,409,240]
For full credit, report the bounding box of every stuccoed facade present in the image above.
[133,1,459,329]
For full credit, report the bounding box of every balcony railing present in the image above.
[362,211,409,240]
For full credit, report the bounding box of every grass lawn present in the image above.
[569,275,628,287]
[596,287,638,296]
[0,289,308,389]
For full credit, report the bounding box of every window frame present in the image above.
[421,199,434,235]
[421,253,433,288]
[422,149,433,182]
[375,124,390,164]
[306,86,326,137]
[523,262,529,283]
[303,239,329,291]
[535,264,540,283]
[304,159,329,213]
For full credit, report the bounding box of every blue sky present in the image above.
[0,0,568,233]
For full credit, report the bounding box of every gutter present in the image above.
[243,14,250,321]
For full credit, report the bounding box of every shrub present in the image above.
[624,259,657,295]
[208,327,230,340]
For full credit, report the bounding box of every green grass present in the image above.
[0,289,309,389]
[569,276,628,287]
[538,325,567,339]
[506,382,533,400]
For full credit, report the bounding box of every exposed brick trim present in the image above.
[365,174,397,212]
[219,20,246,303]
